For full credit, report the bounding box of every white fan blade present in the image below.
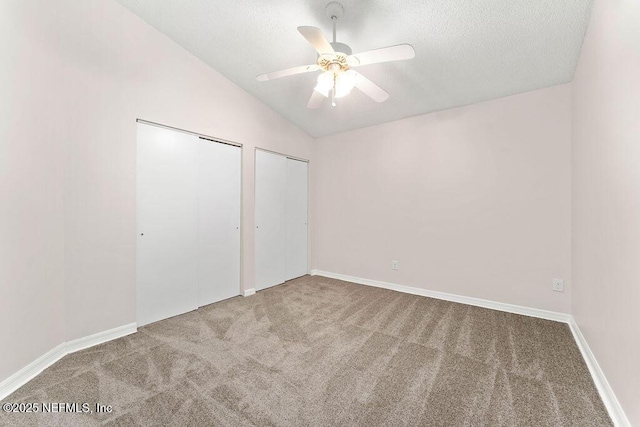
[354,73,389,103]
[307,89,325,109]
[348,44,415,67]
[298,26,335,55]
[257,64,319,82]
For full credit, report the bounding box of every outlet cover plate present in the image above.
[552,278,564,292]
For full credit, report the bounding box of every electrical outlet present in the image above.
[392,260,399,270]
[552,278,564,292]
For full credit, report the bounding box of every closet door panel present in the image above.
[197,140,241,306]
[255,150,287,291]
[285,159,308,280]
[137,124,199,327]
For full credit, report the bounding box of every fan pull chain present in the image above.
[332,73,337,107]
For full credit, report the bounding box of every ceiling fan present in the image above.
[256,2,416,109]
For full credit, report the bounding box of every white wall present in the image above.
[572,0,640,423]
[0,0,313,384]
[0,1,66,384]
[312,84,572,313]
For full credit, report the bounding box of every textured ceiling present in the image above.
[117,0,593,137]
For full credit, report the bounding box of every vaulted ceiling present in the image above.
[117,0,593,137]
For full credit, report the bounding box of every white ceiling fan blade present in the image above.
[307,89,325,109]
[354,73,389,103]
[298,26,335,55]
[348,44,415,67]
[256,64,319,82]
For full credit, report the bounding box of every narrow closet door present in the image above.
[255,150,287,291]
[137,124,199,327]
[197,139,241,306]
[285,158,308,280]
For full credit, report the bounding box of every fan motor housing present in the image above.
[330,41,352,56]
[316,41,353,72]
[318,52,350,72]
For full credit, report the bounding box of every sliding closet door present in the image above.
[138,123,242,326]
[137,124,199,327]
[197,139,241,306]
[255,150,287,291]
[285,158,308,280]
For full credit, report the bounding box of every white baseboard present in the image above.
[310,270,572,323]
[568,319,631,427]
[66,323,137,354]
[0,323,137,402]
[0,343,66,402]
[243,288,256,297]
[311,269,629,426]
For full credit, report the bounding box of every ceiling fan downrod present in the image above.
[332,15,337,43]
[326,1,346,44]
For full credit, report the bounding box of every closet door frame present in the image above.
[254,147,310,290]
[136,119,243,325]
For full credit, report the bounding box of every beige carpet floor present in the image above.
[1,275,611,426]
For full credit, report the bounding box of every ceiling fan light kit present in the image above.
[256,2,415,109]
